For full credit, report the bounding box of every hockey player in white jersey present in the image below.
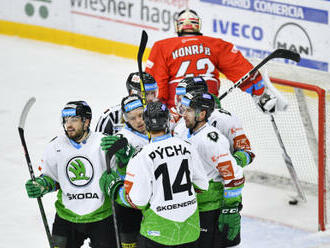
[100,94,149,248]
[180,91,245,248]
[174,77,254,168]
[100,101,209,247]
[25,101,116,248]
[95,72,158,135]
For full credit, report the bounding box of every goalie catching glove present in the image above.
[253,88,277,114]
[253,71,289,114]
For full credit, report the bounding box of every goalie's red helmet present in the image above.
[175,9,202,36]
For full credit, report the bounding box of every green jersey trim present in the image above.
[140,208,200,246]
[55,189,112,223]
[197,180,224,212]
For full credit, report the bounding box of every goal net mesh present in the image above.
[219,74,329,230]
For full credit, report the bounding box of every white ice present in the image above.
[1,34,330,248]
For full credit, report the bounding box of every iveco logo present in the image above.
[273,23,312,56]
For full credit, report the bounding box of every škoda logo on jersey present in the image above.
[66,156,94,187]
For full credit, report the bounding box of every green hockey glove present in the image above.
[25,175,56,198]
[233,150,254,168]
[218,185,243,241]
[101,135,122,151]
[99,171,123,198]
[101,136,135,175]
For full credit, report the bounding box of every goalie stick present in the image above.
[219,49,301,101]
[105,137,129,248]
[262,71,306,204]
[18,97,54,248]
[270,115,307,203]
[137,30,148,108]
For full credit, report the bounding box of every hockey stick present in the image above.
[219,49,300,100]
[137,30,148,108]
[18,97,54,248]
[105,137,128,248]
[270,115,307,204]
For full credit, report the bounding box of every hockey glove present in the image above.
[233,150,255,168]
[218,185,243,241]
[25,175,56,198]
[101,136,135,175]
[99,171,123,198]
[253,88,277,114]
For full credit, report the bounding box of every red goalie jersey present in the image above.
[146,35,265,108]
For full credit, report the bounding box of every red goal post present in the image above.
[219,76,329,231]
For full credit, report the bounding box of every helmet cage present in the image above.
[175,9,201,36]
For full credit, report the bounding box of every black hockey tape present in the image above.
[106,137,128,173]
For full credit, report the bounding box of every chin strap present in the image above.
[189,109,203,134]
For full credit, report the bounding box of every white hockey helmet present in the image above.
[175,9,202,36]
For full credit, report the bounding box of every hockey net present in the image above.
[219,73,329,231]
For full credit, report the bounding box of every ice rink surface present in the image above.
[1,34,330,247]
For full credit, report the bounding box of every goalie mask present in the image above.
[143,102,170,132]
[126,72,158,103]
[175,9,202,36]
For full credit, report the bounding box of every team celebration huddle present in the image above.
[24,8,283,248]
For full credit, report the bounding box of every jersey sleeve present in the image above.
[214,39,265,96]
[190,145,209,191]
[40,142,58,181]
[146,41,170,103]
[123,152,152,208]
[204,132,244,186]
[95,106,123,135]
[95,113,114,135]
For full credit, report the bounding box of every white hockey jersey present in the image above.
[174,109,252,153]
[186,124,244,185]
[123,134,208,245]
[40,132,110,223]
[95,104,124,135]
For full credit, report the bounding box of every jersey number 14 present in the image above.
[155,159,193,201]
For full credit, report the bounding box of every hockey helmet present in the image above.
[62,101,92,121]
[121,94,144,115]
[143,101,170,132]
[181,91,214,120]
[126,72,158,94]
